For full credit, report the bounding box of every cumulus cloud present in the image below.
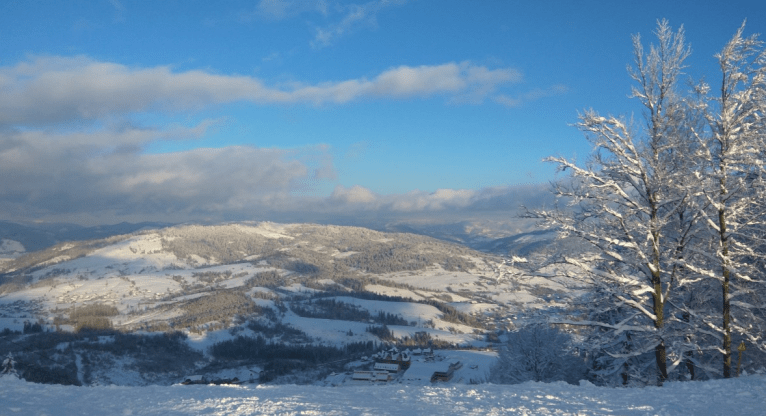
[0,57,522,125]
[0,123,325,220]
[329,185,378,205]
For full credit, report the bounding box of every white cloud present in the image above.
[370,64,489,97]
[389,189,475,212]
[330,185,378,204]
[311,0,408,48]
[0,57,523,125]
[320,184,552,216]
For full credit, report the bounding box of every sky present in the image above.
[1,0,765,226]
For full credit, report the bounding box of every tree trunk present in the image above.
[682,312,695,380]
[651,216,668,383]
[654,340,668,383]
[719,181,732,378]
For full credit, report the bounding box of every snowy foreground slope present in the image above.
[2,375,764,416]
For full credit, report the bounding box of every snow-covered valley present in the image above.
[2,221,764,415]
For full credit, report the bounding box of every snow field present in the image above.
[280,311,381,345]
[2,374,764,415]
[381,266,490,292]
[366,284,429,301]
[330,296,480,335]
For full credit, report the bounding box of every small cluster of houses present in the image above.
[353,347,454,383]
[360,347,433,363]
[353,347,415,382]
[179,347,466,386]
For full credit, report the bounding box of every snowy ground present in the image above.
[1,374,764,415]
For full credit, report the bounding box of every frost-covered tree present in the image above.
[686,23,766,378]
[1,352,18,378]
[489,324,586,384]
[534,20,766,384]
[533,20,695,385]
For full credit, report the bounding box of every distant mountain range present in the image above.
[0,217,557,258]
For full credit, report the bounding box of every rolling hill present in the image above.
[0,221,578,386]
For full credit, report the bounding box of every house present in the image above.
[379,355,410,370]
[352,371,391,382]
[210,377,240,385]
[430,361,462,383]
[378,350,411,369]
[374,362,400,372]
[181,375,205,385]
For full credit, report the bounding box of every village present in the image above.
[325,347,495,386]
[177,347,496,387]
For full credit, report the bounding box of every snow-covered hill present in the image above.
[0,222,573,335]
[0,221,584,386]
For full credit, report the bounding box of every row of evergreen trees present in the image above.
[290,298,409,326]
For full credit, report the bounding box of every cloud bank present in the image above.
[0,122,548,224]
[326,184,552,214]
[0,55,550,225]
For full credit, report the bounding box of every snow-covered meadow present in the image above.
[1,374,764,415]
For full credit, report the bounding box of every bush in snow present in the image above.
[489,324,587,385]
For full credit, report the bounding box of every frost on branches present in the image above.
[687,23,766,379]
[531,20,766,385]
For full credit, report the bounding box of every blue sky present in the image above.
[1,0,765,225]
